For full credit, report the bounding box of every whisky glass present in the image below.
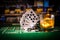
[40,13,54,32]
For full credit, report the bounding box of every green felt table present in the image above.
[0,25,60,40]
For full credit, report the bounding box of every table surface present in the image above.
[0,25,60,40]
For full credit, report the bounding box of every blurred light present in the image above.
[10,11,15,14]
[15,9,21,13]
[37,2,43,7]
[44,1,49,7]
[5,9,10,14]
[51,14,54,18]
[36,8,43,13]
[26,8,31,11]
[48,8,53,11]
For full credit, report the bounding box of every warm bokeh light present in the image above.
[36,8,43,13]
[48,8,53,11]
[37,2,43,6]
[15,9,21,13]
[5,9,10,14]
[10,10,15,14]
[26,8,31,11]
